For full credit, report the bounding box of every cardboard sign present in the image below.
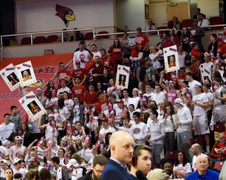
[163,45,180,73]
[115,65,130,90]
[15,61,36,87]
[0,63,20,91]
[19,91,46,121]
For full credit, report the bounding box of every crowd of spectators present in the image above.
[0,8,226,180]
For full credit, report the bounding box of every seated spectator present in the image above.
[198,13,210,27]
[169,17,182,29]
[173,151,192,179]
[162,161,173,178]
[57,29,71,42]
[193,8,202,21]
[185,155,219,180]
[143,18,156,31]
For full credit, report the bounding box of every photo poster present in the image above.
[15,61,37,87]
[115,65,130,90]
[19,91,46,122]
[0,63,20,91]
[163,45,180,73]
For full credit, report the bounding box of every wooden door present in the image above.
[167,2,189,22]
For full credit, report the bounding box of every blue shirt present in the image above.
[185,169,219,180]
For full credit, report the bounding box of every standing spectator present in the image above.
[0,113,15,142]
[178,44,188,68]
[208,33,218,57]
[44,80,57,98]
[136,27,149,58]
[71,60,87,86]
[108,39,123,65]
[174,98,192,151]
[185,72,200,97]
[90,56,104,85]
[216,38,226,58]
[71,97,85,125]
[192,84,210,153]
[122,89,132,107]
[169,29,180,45]
[71,77,86,103]
[190,143,204,171]
[10,106,21,132]
[91,44,101,58]
[121,32,131,58]
[162,101,176,152]
[107,79,120,101]
[189,19,205,50]
[130,112,146,145]
[148,46,162,70]
[57,79,71,98]
[12,158,26,179]
[130,88,141,110]
[185,155,219,180]
[73,42,89,69]
[9,136,27,163]
[55,62,71,88]
[151,84,166,104]
[180,27,192,52]
[199,53,214,83]
[52,156,69,180]
[146,109,165,166]
[193,8,201,20]
[84,84,98,107]
[173,151,192,179]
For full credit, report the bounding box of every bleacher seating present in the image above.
[182,19,193,27]
[21,37,31,45]
[33,36,47,44]
[96,31,109,39]
[46,35,59,43]
[210,16,224,30]
[84,32,94,40]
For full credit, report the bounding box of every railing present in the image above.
[18,58,74,121]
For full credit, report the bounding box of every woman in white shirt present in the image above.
[63,91,74,114]
[173,151,192,179]
[130,88,141,110]
[162,101,176,152]
[148,46,162,70]
[107,78,120,100]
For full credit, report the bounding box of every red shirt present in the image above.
[57,70,71,87]
[109,46,123,61]
[163,39,174,48]
[90,63,104,84]
[100,56,117,76]
[71,85,87,102]
[71,68,86,81]
[84,92,99,105]
[136,34,149,49]
[84,60,95,78]
[217,43,226,55]
[96,98,110,113]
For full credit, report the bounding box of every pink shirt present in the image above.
[167,90,177,104]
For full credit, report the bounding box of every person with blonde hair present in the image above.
[146,168,170,180]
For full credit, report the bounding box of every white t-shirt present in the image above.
[178,52,186,68]
[149,51,162,69]
[188,80,200,97]
[0,146,9,160]
[45,97,59,108]
[92,51,101,58]
[107,86,120,100]
[173,163,192,178]
[64,99,74,112]
[205,91,214,111]
[151,91,166,104]
[58,107,69,122]
[192,93,208,116]
[73,50,89,69]
[0,122,15,141]
[128,97,140,109]
[13,168,27,179]
[57,87,71,95]
[99,127,116,142]
[130,122,146,145]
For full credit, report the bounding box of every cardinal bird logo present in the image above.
[55,4,75,27]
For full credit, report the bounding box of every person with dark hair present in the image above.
[108,39,123,64]
[208,33,218,57]
[4,168,13,180]
[84,84,98,107]
[130,145,152,177]
[163,161,173,178]
[71,96,85,125]
[73,42,89,69]
[78,155,108,180]
[26,169,39,180]
[55,62,71,88]
[130,112,146,145]
[10,106,21,132]
[193,8,201,20]
[57,79,71,98]
[136,27,149,57]
[91,44,101,58]
[198,13,210,28]
[52,156,69,180]
[173,151,192,179]
[146,109,164,166]
[44,80,57,98]
[0,113,15,142]
[71,60,87,86]
[39,168,53,180]
[185,71,200,97]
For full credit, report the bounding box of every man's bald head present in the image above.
[191,143,202,156]
[110,131,134,164]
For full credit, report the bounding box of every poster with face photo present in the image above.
[0,63,20,91]
[15,61,36,87]
[19,91,46,122]
[163,45,179,73]
[115,65,130,90]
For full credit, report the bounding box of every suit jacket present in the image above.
[101,159,135,180]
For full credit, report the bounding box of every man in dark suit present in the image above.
[101,131,135,180]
